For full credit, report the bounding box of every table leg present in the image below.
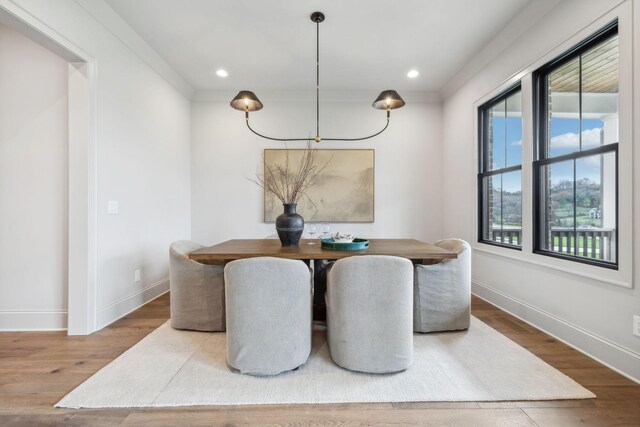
[313,259,333,321]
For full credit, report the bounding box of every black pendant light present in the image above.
[230,11,405,143]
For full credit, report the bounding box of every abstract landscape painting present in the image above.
[264,149,374,222]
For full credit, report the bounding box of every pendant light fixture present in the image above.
[230,11,405,143]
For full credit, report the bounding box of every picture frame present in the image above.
[263,149,375,222]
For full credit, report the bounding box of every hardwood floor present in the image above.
[0,294,638,426]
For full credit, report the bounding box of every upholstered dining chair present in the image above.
[325,255,413,374]
[169,240,225,331]
[414,238,471,332]
[224,257,313,376]
[266,232,330,321]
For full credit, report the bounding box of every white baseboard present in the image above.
[0,309,67,331]
[472,280,640,384]
[96,278,169,331]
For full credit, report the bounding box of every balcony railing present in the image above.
[547,227,615,261]
[490,227,616,262]
[491,228,521,246]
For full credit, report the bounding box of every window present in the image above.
[533,22,618,268]
[478,85,522,248]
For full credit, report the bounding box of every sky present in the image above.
[490,115,608,193]
[545,118,605,186]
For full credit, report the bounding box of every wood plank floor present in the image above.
[0,294,638,426]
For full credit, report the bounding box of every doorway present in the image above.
[0,7,97,335]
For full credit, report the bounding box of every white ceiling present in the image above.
[105,0,531,92]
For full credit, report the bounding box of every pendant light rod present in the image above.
[230,11,406,143]
[316,15,320,140]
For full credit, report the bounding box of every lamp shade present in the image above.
[372,90,405,110]
[230,91,264,112]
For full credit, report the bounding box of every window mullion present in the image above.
[573,159,577,255]
[536,143,617,166]
[504,98,508,168]
[579,54,583,152]
[500,174,504,236]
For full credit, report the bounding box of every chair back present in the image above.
[434,238,471,282]
[224,257,313,375]
[413,238,471,332]
[326,255,413,373]
[169,240,225,332]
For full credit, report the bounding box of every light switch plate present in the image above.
[108,200,119,215]
[633,315,640,338]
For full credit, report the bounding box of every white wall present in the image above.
[441,0,640,381]
[2,0,192,331]
[191,93,443,244]
[0,23,69,330]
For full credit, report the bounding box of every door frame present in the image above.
[0,2,98,335]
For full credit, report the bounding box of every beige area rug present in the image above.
[56,317,594,408]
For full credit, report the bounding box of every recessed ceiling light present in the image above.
[407,69,419,79]
[216,69,229,78]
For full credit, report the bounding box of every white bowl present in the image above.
[332,233,354,243]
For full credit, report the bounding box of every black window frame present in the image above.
[477,83,523,250]
[532,20,619,270]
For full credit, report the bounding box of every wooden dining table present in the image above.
[189,238,457,321]
[188,238,458,265]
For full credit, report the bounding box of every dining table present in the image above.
[189,238,458,321]
[188,238,458,265]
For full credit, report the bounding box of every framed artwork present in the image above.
[264,149,374,222]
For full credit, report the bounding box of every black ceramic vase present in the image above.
[276,203,304,246]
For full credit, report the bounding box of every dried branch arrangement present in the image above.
[252,142,331,205]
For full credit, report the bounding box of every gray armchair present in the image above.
[169,240,225,331]
[414,238,471,332]
[325,255,414,374]
[224,257,313,375]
